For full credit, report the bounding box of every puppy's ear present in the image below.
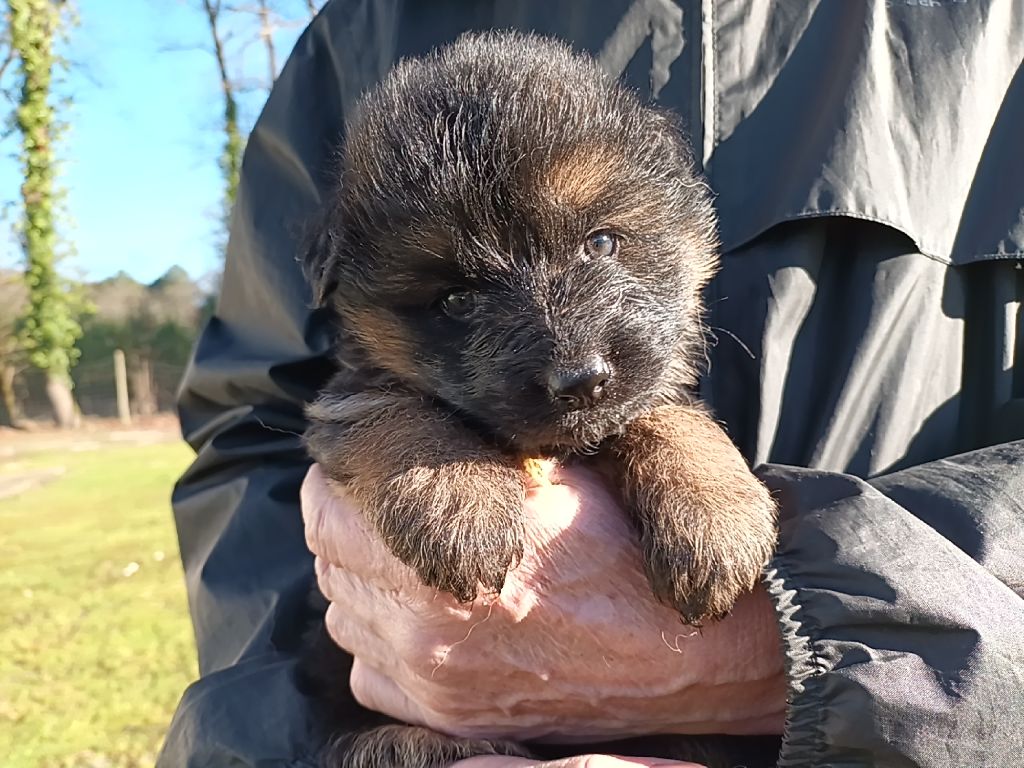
[300,209,340,307]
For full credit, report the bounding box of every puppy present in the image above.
[300,31,778,768]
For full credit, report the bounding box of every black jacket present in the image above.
[158,2,1024,766]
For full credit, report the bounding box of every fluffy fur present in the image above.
[300,31,778,768]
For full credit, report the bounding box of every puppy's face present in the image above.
[307,33,718,452]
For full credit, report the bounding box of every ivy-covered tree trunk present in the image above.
[0,364,23,427]
[8,0,82,428]
[0,274,28,428]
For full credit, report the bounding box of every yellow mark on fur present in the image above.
[523,457,555,486]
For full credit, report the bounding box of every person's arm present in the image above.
[156,13,346,767]
[305,441,1024,767]
[763,441,1024,766]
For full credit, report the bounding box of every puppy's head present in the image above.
[306,31,718,452]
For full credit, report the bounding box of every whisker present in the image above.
[710,325,755,360]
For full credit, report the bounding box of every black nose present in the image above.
[546,357,612,409]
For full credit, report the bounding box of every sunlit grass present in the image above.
[0,441,197,768]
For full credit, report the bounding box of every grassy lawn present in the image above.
[0,440,198,768]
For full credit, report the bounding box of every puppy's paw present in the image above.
[302,382,528,602]
[325,724,532,768]
[374,460,527,602]
[609,404,778,625]
[640,473,777,624]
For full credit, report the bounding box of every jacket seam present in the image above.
[724,207,1024,265]
[705,0,717,172]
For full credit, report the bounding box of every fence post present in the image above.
[113,349,132,426]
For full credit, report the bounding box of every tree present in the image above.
[199,0,243,221]
[6,0,83,428]
[0,271,28,426]
[255,0,276,86]
[1,17,14,88]
[189,0,325,251]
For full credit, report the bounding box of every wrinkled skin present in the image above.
[303,462,785,768]
[456,758,704,768]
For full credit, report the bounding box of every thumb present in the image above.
[452,756,705,767]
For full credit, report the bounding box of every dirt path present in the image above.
[0,415,182,498]
[0,466,68,500]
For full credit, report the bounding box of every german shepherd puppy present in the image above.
[300,31,779,768]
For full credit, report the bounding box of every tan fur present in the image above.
[605,404,778,623]
[540,145,623,208]
[341,307,421,382]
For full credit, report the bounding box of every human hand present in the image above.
[302,459,785,745]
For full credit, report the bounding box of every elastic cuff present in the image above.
[763,561,830,767]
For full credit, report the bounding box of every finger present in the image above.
[316,558,391,636]
[301,464,415,590]
[301,463,359,560]
[319,557,499,688]
[545,758,704,768]
[301,464,375,566]
[321,598,393,675]
[521,466,632,543]
[349,657,432,727]
[317,558,452,659]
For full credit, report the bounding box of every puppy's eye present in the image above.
[439,290,477,319]
[584,231,618,259]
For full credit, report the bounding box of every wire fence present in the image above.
[12,355,188,422]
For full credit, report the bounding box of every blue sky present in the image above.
[0,0,310,284]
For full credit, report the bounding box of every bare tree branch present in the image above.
[1,12,13,87]
[230,75,272,93]
[199,0,242,217]
[175,0,322,253]
[256,0,276,84]
[0,46,14,85]
[226,0,293,85]
[201,0,233,102]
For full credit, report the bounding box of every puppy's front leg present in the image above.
[607,405,777,625]
[305,382,526,602]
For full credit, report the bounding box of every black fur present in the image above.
[308,30,717,453]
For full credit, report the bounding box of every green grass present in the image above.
[0,441,199,768]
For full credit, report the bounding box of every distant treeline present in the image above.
[1,0,325,427]
[0,267,214,426]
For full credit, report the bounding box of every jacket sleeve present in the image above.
[156,13,348,768]
[761,441,1024,767]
